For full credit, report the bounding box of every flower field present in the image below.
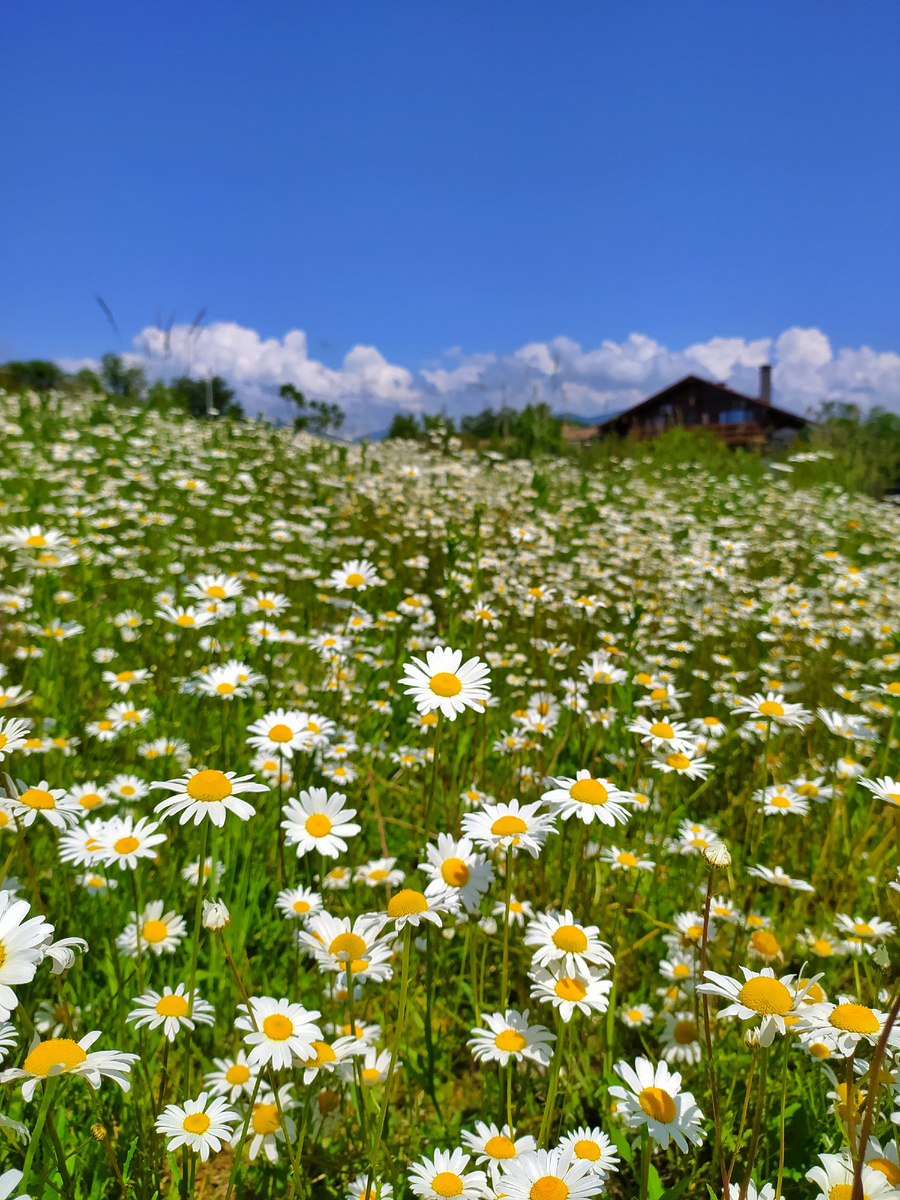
[1,388,900,1200]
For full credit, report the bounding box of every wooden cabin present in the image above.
[593,366,807,447]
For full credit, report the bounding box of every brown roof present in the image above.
[594,375,807,431]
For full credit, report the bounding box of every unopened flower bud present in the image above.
[705,840,732,867]
[91,1123,107,1141]
[202,899,230,930]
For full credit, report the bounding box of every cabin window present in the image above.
[719,409,753,425]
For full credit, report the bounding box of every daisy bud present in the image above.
[92,1123,107,1141]
[202,899,231,931]
[704,840,731,867]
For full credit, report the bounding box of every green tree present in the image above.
[385,412,422,440]
[101,353,146,398]
[170,375,243,419]
[279,383,345,436]
[0,360,65,392]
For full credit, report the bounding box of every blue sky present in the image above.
[2,1,899,430]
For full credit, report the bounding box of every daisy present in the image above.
[235,996,322,1070]
[698,967,814,1045]
[460,1122,536,1187]
[322,865,352,890]
[758,784,808,817]
[418,833,494,912]
[807,1154,895,1200]
[0,717,31,761]
[246,709,313,758]
[282,787,361,859]
[408,1148,487,1200]
[834,913,895,941]
[524,911,615,976]
[620,1004,654,1028]
[152,769,267,827]
[0,893,52,1020]
[297,912,395,978]
[127,984,215,1041]
[467,1009,555,1067]
[107,773,150,802]
[275,886,324,922]
[651,750,713,780]
[733,692,811,728]
[529,964,614,1022]
[492,896,535,927]
[357,1047,396,1087]
[301,1035,357,1084]
[58,820,106,867]
[462,799,556,858]
[346,1176,393,1200]
[0,1032,137,1100]
[387,887,459,931]
[155,1092,239,1161]
[242,591,290,616]
[401,645,491,720]
[541,771,630,826]
[860,776,900,807]
[797,1000,900,1058]
[6,781,79,829]
[609,1056,705,1151]
[204,1051,259,1102]
[194,665,251,700]
[659,1012,703,1064]
[106,702,153,731]
[627,716,698,754]
[156,603,218,630]
[0,1171,26,1200]
[325,559,383,592]
[67,782,112,813]
[185,573,244,601]
[601,845,655,872]
[747,863,815,893]
[181,858,226,887]
[102,667,151,694]
[322,762,358,786]
[355,858,405,888]
[496,1146,605,1200]
[116,901,186,958]
[96,815,167,870]
[556,1128,619,1178]
[242,1084,297,1163]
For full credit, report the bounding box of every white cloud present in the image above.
[59,321,900,436]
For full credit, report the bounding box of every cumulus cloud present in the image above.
[64,321,900,436]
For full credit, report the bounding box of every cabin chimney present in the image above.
[759,364,772,406]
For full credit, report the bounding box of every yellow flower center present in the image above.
[345,572,365,587]
[216,682,234,695]
[206,586,227,598]
[530,1177,569,1200]
[869,1160,900,1187]
[673,1019,698,1045]
[618,852,638,866]
[252,1103,280,1134]
[574,1139,601,1161]
[156,994,190,1017]
[737,976,793,1014]
[19,788,56,809]
[225,1064,251,1084]
[117,670,134,682]
[98,720,114,731]
[650,688,668,701]
[87,876,104,888]
[361,1067,382,1084]
[262,1014,294,1041]
[26,534,47,547]
[554,976,587,1001]
[79,793,104,809]
[666,753,690,770]
[268,723,294,743]
[186,770,232,803]
[305,813,333,838]
[176,614,195,626]
[796,783,818,796]
[855,923,874,935]
[569,778,608,806]
[23,1038,87,1076]
[759,700,784,717]
[485,1134,517,1158]
[552,925,588,953]
[182,1112,211,1134]
[429,671,462,697]
[770,795,791,808]
[829,1187,864,1200]
[673,963,690,978]
[304,1040,337,1067]
[431,1172,463,1197]
[369,869,389,880]
[750,931,781,958]
[387,889,428,917]
[120,785,136,796]
[142,920,169,944]
[491,815,527,836]
[293,900,310,914]
[649,721,674,738]
[494,1029,527,1053]
[809,1042,831,1059]
[639,1086,677,1124]
[114,837,140,855]
[829,1003,879,1034]
[440,857,470,887]
[330,932,367,959]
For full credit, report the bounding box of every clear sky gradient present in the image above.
[2,0,899,396]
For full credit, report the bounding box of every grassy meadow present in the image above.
[0,387,899,1200]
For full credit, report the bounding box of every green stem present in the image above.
[501,845,513,1007]
[367,926,412,1190]
[21,1076,58,1190]
[538,1014,567,1148]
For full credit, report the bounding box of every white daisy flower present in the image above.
[797,1000,900,1058]
[116,901,186,958]
[0,1032,137,1100]
[462,798,557,859]
[297,912,394,979]
[496,1146,605,1200]
[467,1009,555,1067]
[609,1056,705,1151]
[235,996,322,1070]
[0,718,31,761]
[620,1004,654,1028]
[355,857,405,888]
[807,1154,895,1200]
[401,645,491,721]
[282,787,361,859]
[860,776,900,807]
[659,1011,703,1064]
[418,833,494,913]
[6,780,79,829]
[245,709,313,757]
[387,887,459,931]
[275,886,324,922]
[528,963,614,1022]
[541,770,630,826]
[627,716,698,754]
[204,1051,259,1102]
[460,1121,536,1187]
[556,1127,619,1178]
[96,815,167,870]
[152,769,267,827]
[325,559,383,592]
[698,966,815,1045]
[127,984,215,1042]
[0,893,54,1020]
[155,1091,239,1161]
[408,1148,487,1200]
[733,692,810,728]
[241,1084,297,1163]
[524,910,615,976]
